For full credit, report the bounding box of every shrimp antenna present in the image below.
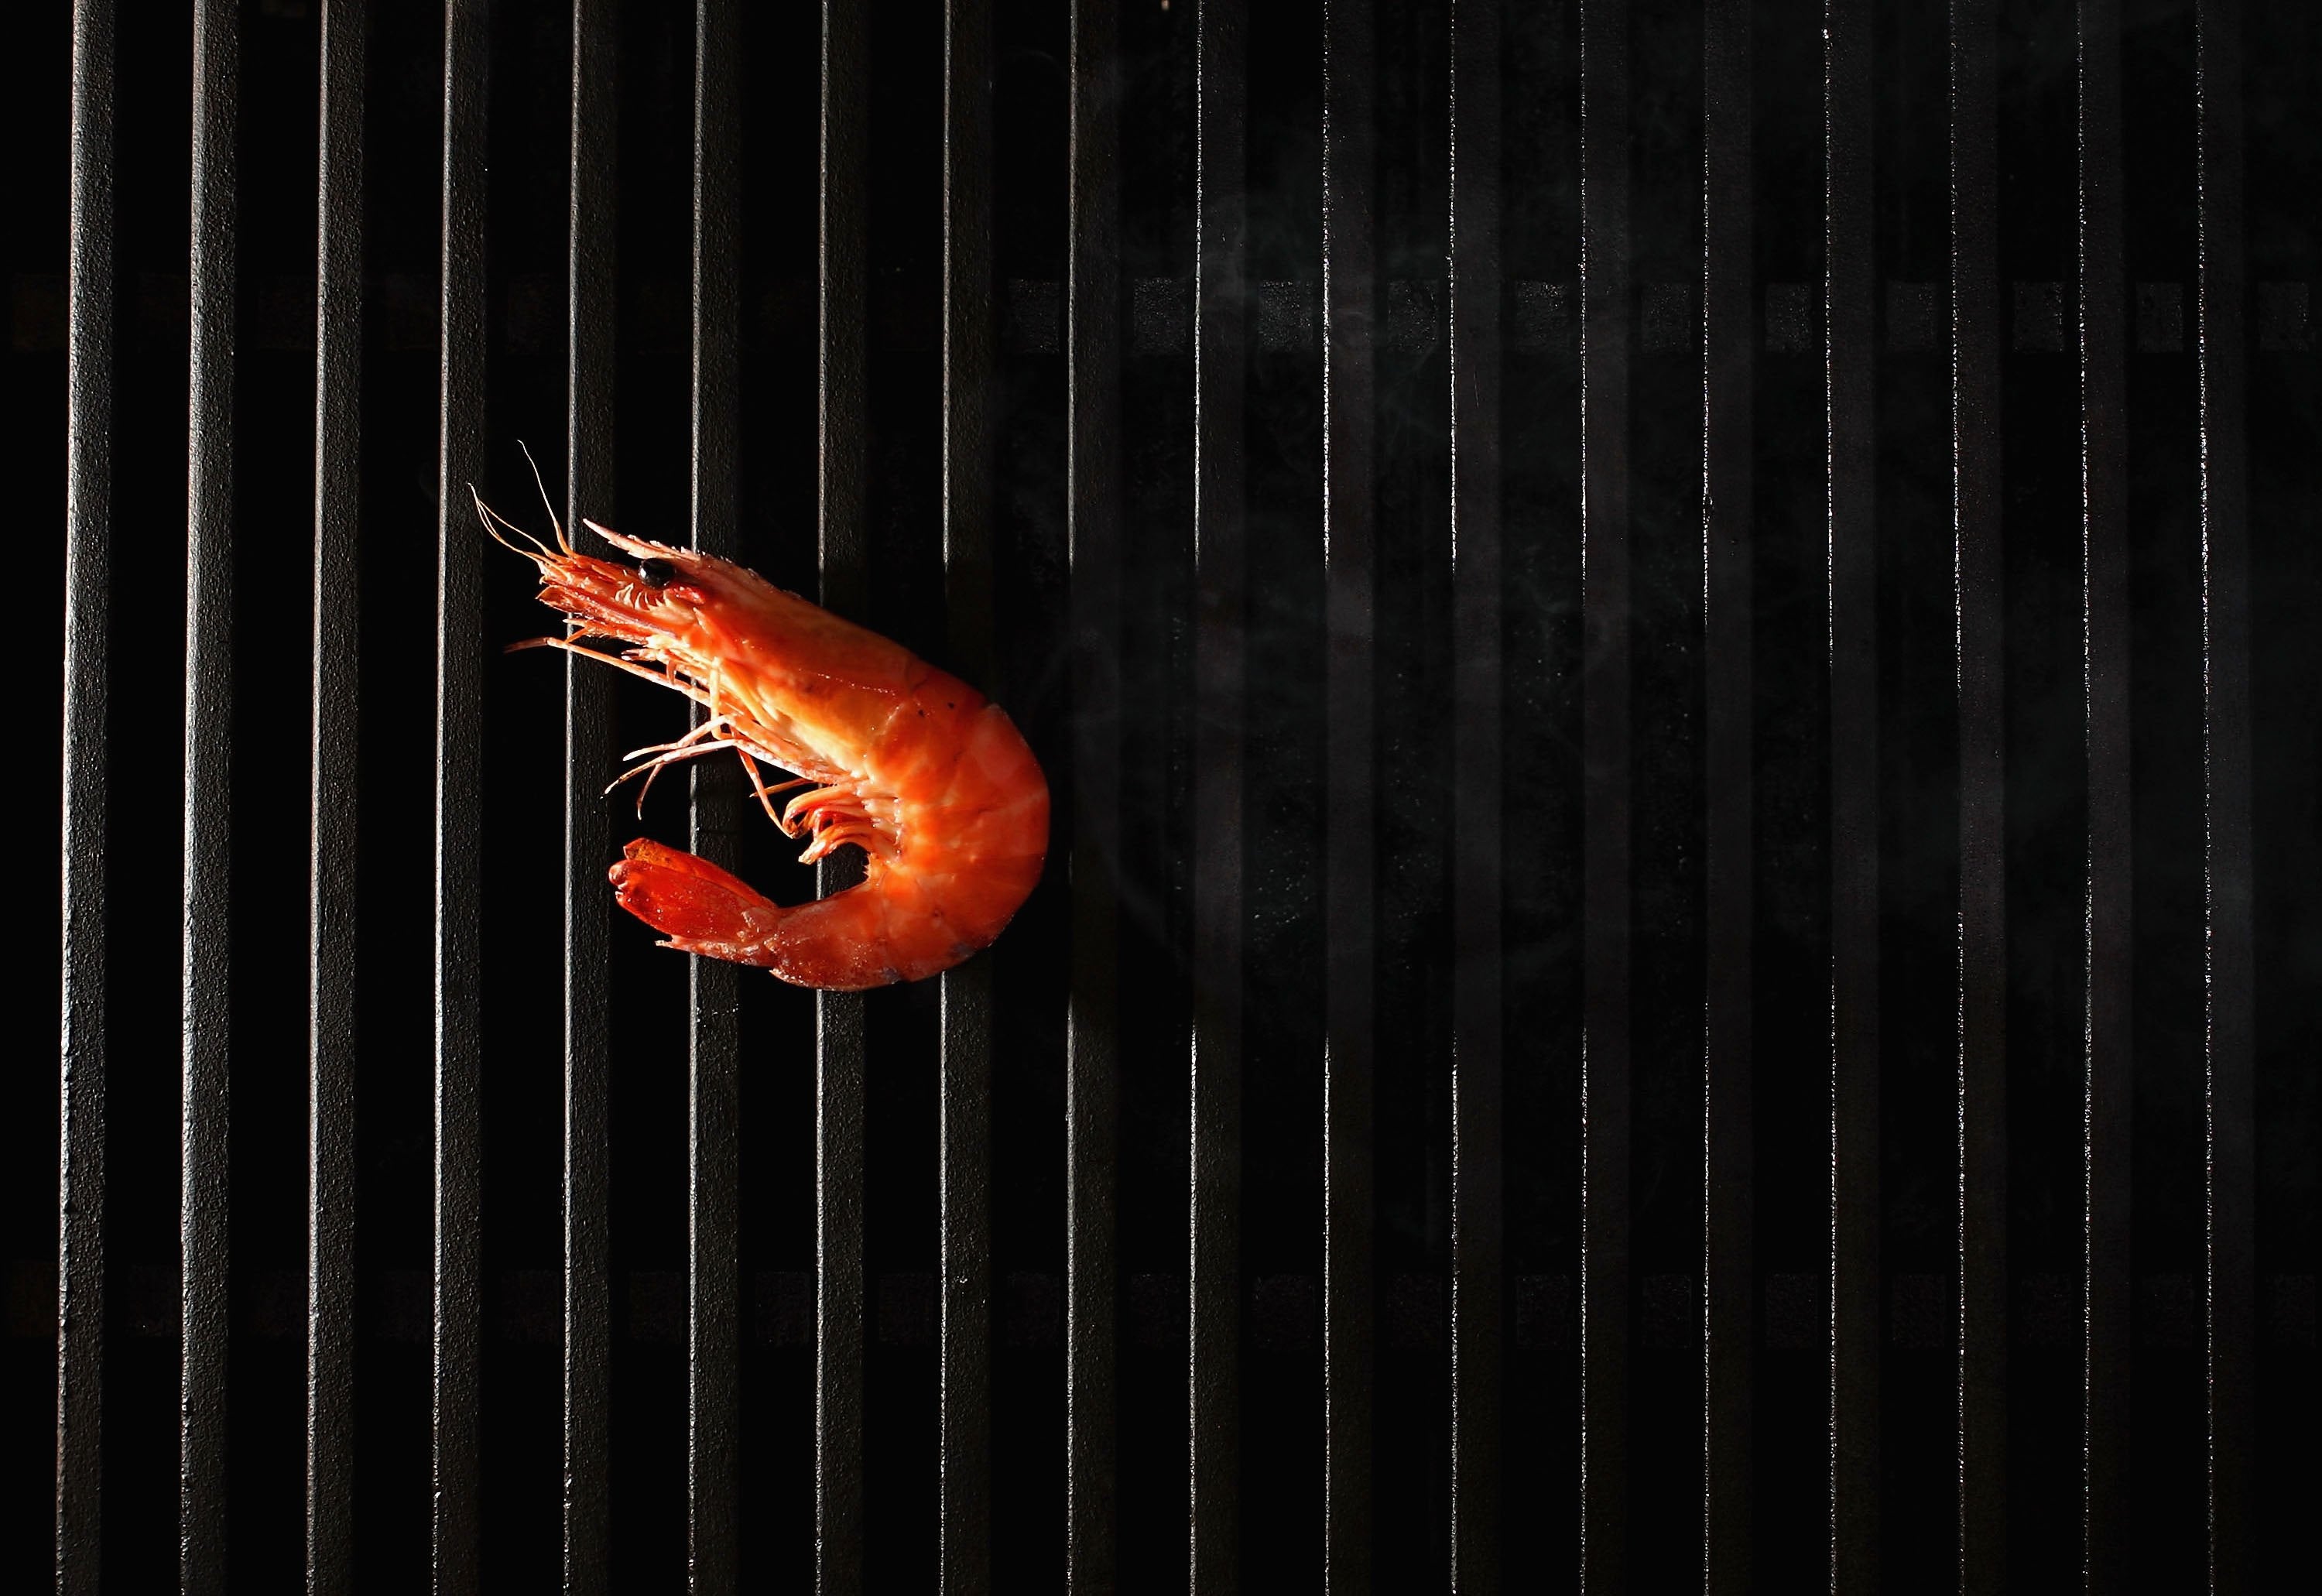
[515,439,571,554]
[471,486,558,561]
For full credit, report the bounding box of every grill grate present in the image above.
[27,0,2316,1592]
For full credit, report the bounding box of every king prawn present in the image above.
[487,494,1049,992]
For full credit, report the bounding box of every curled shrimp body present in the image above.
[495,505,1048,990]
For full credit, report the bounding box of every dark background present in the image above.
[5,0,2315,1591]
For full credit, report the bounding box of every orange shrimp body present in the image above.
[502,511,1048,990]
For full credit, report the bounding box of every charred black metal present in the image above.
[31,2,2310,1591]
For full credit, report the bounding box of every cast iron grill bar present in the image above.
[1320,0,1376,1588]
[687,0,745,1586]
[816,2,871,1587]
[563,2,619,1587]
[1190,2,1248,1588]
[307,2,367,1589]
[1700,2,1753,1589]
[56,3,115,1591]
[431,0,491,1585]
[1579,0,1632,1587]
[2194,5,2252,1590]
[1950,2,2008,1588]
[1066,0,1124,1582]
[1447,1,1505,1585]
[1823,2,1881,1588]
[939,2,998,1589]
[2075,2,2133,1589]
[182,2,239,1587]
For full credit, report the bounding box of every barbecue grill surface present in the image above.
[15,2,2318,1591]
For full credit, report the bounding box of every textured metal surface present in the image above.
[23,4,2313,1592]
[54,5,114,1591]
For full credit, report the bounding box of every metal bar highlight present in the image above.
[1190,2,1248,1588]
[182,2,239,1587]
[940,2,998,1589]
[1579,1,1632,1587]
[689,0,745,1587]
[1067,1,1124,1584]
[1949,2,2007,1589]
[1824,2,1880,1590]
[1702,2,1753,1589]
[432,1,491,1587]
[307,3,367,1590]
[2194,4,2252,1591]
[1321,1,1376,1589]
[817,2,871,1588]
[1448,0,1504,1587]
[56,4,116,1590]
[564,2,620,1587]
[2075,3,2132,1591]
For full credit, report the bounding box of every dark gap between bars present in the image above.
[1580,0,1633,1586]
[1826,0,1881,1587]
[2077,0,2135,1589]
[1190,2,1247,1589]
[1701,1,1753,1590]
[2194,2,2254,1589]
[816,2,871,1591]
[687,0,745,1587]
[939,0,998,1588]
[1320,0,1377,1590]
[1447,0,1504,1585]
[1066,2,1124,1588]
[1950,4,2009,1589]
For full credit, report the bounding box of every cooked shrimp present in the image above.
[487,497,1048,991]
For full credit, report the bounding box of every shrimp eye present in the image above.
[637,557,678,588]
